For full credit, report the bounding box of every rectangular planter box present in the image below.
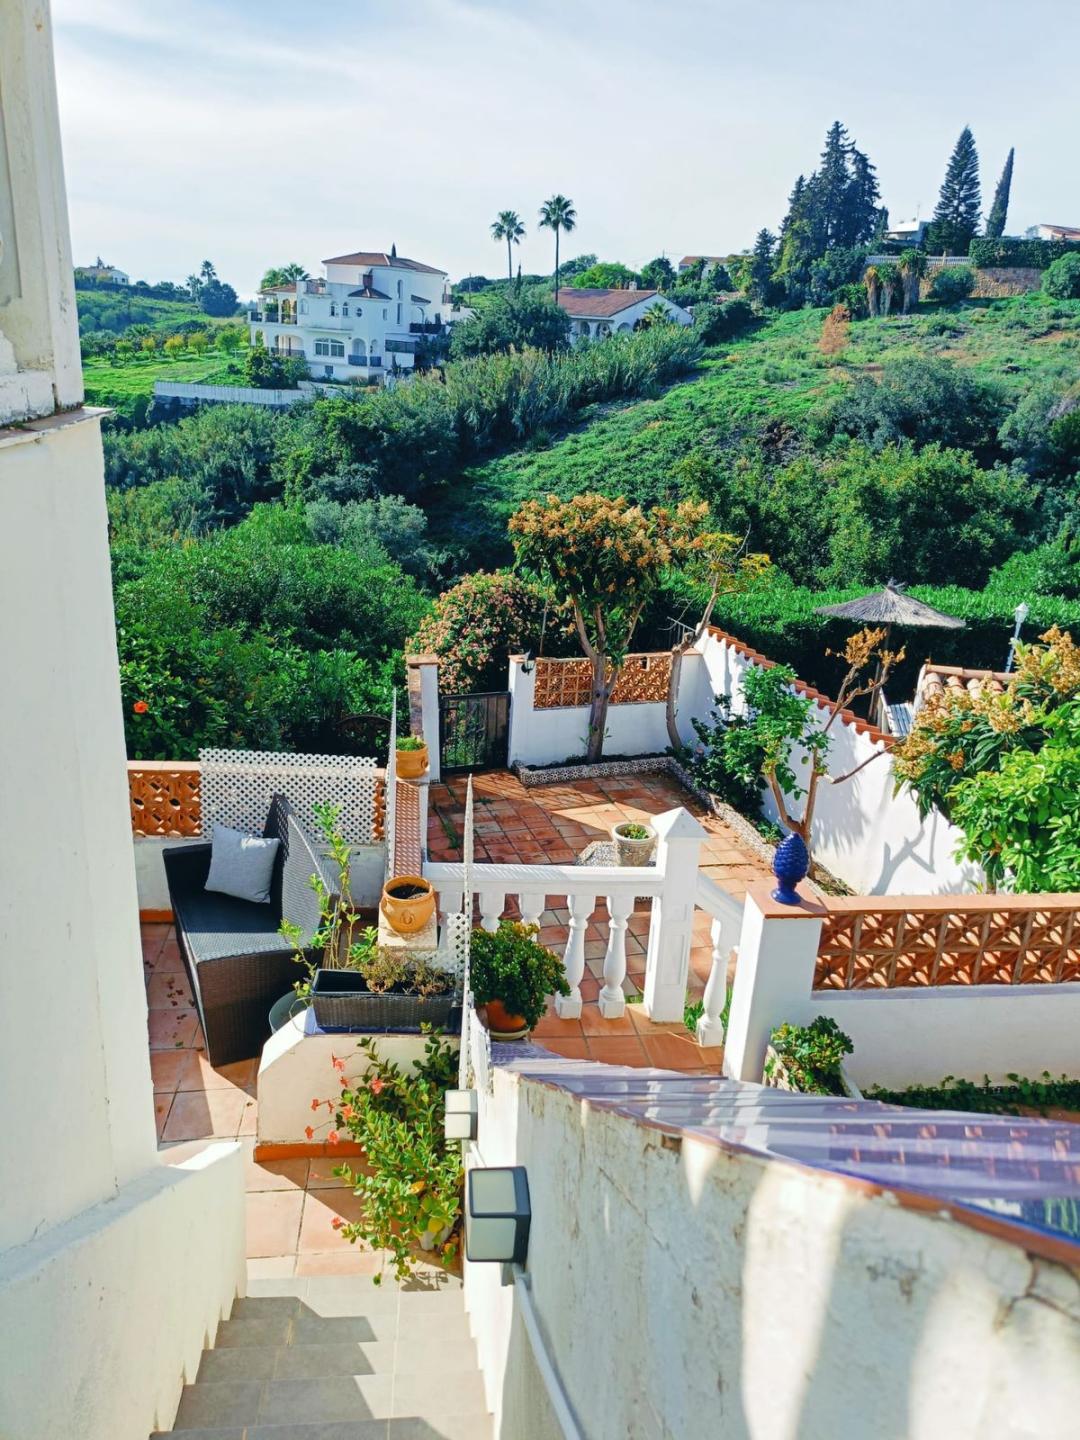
[311,968,459,1033]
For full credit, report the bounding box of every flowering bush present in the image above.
[894,627,1080,890]
[409,569,556,694]
[308,1034,462,1284]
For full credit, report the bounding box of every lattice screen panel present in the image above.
[814,904,1080,990]
[198,748,382,845]
[533,653,671,709]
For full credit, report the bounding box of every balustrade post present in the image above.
[518,889,546,929]
[696,917,728,1047]
[405,653,441,783]
[555,891,591,1019]
[722,886,825,1082]
[478,889,505,932]
[599,891,634,1018]
[642,808,707,1023]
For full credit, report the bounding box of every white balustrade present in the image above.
[557,892,591,1020]
[478,888,506,933]
[599,892,633,1018]
[696,917,728,1048]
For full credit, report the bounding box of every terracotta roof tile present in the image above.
[557,287,660,318]
[322,250,447,275]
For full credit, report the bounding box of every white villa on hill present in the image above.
[557,286,691,341]
[249,248,449,381]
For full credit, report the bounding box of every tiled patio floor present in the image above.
[144,774,760,1264]
[427,768,771,1069]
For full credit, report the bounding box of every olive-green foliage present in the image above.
[928,265,976,304]
[1043,253,1080,301]
[826,356,1005,457]
[468,921,570,1030]
[448,292,571,358]
[867,1073,1080,1117]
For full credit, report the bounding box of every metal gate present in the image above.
[439,691,510,774]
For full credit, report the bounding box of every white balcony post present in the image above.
[478,889,505,932]
[405,653,441,783]
[518,889,546,929]
[599,891,634,1018]
[507,654,536,768]
[642,808,707,1023]
[696,916,728,1048]
[722,885,826,1082]
[555,891,591,1019]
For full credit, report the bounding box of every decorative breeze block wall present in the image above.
[533,653,671,709]
[198,749,383,845]
[128,761,201,837]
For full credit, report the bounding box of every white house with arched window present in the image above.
[249,248,448,382]
[556,286,692,342]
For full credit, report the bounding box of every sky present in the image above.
[50,0,1080,298]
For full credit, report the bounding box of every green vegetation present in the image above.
[867,1072,1080,1117]
[468,921,570,1030]
[83,346,245,421]
[766,1016,854,1095]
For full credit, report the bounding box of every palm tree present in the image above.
[200,259,217,285]
[490,211,526,284]
[538,194,577,303]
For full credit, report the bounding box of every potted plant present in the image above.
[396,732,429,780]
[763,1016,855,1097]
[612,819,658,867]
[469,921,571,1040]
[381,873,436,935]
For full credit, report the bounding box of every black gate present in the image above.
[439,691,510,774]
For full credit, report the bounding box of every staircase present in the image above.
[155,1274,491,1439]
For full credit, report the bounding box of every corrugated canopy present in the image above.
[816,582,965,630]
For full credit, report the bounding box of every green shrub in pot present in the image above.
[469,921,570,1031]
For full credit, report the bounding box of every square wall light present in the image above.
[444,1088,478,1142]
[465,1166,531,1265]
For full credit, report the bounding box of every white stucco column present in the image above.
[642,807,707,1022]
[507,654,535,767]
[722,885,825,1082]
[405,653,441,783]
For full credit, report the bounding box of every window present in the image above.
[396,303,402,325]
[314,338,345,358]
[299,301,308,314]
[342,303,349,317]
[330,302,337,316]
[382,308,387,320]
[397,279,404,298]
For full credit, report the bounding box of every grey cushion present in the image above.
[205,823,281,905]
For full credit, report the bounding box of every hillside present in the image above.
[76,287,222,338]
[82,350,245,414]
[430,294,1080,568]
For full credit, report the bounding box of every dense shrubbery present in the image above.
[826,356,1006,457]
[969,236,1080,270]
[1043,254,1080,301]
[928,265,976,304]
[448,292,571,358]
[409,570,564,693]
[115,507,426,758]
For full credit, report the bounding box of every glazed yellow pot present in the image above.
[381,875,435,935]
[396,742,429,780]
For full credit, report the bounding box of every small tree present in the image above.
[665,520,771,748]
[510,494,693,762]
[724,628,900,856]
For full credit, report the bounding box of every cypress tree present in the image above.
[985,147,1014,239]
[928,127,982,255]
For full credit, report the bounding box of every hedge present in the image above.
[671,580,1080,699]
[968,236,1080,271]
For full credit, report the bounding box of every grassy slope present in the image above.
[82,350,245,408]
[430,294,1080,568]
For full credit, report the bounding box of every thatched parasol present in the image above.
[815,582,965,718]
[815,581,966,632]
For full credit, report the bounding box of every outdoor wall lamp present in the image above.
[444,1088,478,1142]
[465,1166,531,1267]
[520,650,535,675]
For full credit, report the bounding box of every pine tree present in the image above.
[985,147,1014,239]
[927,127,982,255]
[839,147,882,248]
[815,121,853,249]
[744,229,777,305]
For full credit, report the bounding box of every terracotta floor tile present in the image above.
[241,1139,309,1194]
[178,1052,258,1093]
[162,1087,248,1142]
[146,971,194,1009]
[154,1095,173,1139]
[531,1012,584,1039]
[299,1188,368,1253]
[148,1008,199,1051]
[640,1032,716,1072]
[295,1247,384,1277]
[237,1094,258,1136]
[583,1036,647,1066]
[579,1005,635,1036]
[150,1049,187,1094]
[308,1155,360,1188]
[246,1190,304,1259]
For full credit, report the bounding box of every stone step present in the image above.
[156,1420,492,1439]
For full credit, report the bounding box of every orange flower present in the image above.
[310,1097,320,1111]
[369,1077,384,1095]
[133,700,149,715]
[304,1125,314,1140]
[331,1054,346,1072]
[326,1129,340,1145]
[340,1104,355,1120]
[331,1216,343,1230]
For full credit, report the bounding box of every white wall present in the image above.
[0,1141,244,1440]
[697,630,981,895]
[467,1068,1080,1440]
[507,653,704,767]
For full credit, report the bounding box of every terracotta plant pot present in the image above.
[380,875,435,935]
[396,741,429,780]
[612,821,658,867]
[482,997,530,1042]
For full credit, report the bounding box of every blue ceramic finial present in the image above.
[772,830,809,905]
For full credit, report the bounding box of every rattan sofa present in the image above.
[164,794,331,1067]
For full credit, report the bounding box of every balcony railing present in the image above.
[409,322,443,335]
[274,347,305,359]
[347,354,383,367]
